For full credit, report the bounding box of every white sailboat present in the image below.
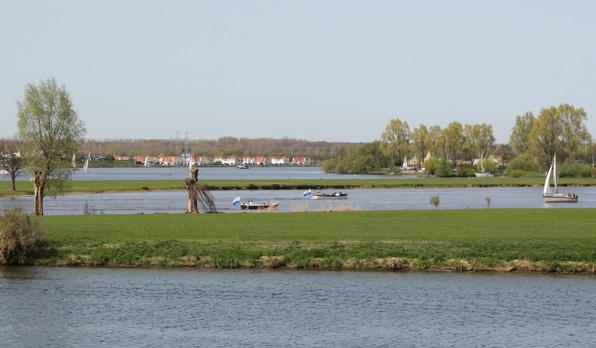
[475,154,493,178]
[543,153,578,203]
[144,156,149,167]
[402,156,415,171]
[71,154,77,170]
[83,154,90,175]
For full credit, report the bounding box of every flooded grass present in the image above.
[35,208,596,273]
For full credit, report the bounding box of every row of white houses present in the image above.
[130,155,312,166]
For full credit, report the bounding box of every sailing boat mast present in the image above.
[553,153,558,193]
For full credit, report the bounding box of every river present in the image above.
[1,166,393,181]
[1,186,594,215]
[0,267,594,347]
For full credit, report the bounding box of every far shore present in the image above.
[1,176,595,197]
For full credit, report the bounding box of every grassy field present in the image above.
[37,208,596,273]
[2,176,595,196]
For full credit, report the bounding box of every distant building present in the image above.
[114,155,130,161]
[213,156,237,165]
[291,156,312,166]
[159,156,183,166]
[270,156,289,165]
[254,156,268,166]
[241,156,256,165]
[190,155,211,166]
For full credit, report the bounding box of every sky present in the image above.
[1,0,595,143]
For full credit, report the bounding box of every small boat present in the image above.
[311,192,348,200]
[237,163,249,169]
[83,155,90,175]
[475,155,493,178]
[239,201,280,210]
[543,153,578,203]
[0,169,9,175]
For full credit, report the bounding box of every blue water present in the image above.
[0,267,594,347]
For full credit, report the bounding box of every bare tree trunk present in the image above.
[33,172,44,216]
[185,168,199,214]
[11,172,16,191]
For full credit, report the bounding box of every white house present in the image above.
[270,156,289,165]
[291,156,312,166]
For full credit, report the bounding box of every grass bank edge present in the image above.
[36,209,596,273]
[2,176,596,196]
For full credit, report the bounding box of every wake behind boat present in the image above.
[543,153,578,203]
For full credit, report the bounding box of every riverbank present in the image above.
[2,176,595,196]
[36,209,596,273]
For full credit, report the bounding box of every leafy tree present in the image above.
[428,125,446,158]
[443,122,463,165]
[380,118,410,166]
[463,124,480,164]
[411,125,430,169]
[509,112,535,155]
[0,138,23,192]
[528,106,561,167]
[17,78,85,215]
[558,104,590,161]
[478,124,495,159]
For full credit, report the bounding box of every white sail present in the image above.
[543,163,553,196]
[188,155,193,171]
[83,158,89,175]
[144,156,149,167]
[71,154,76,169]
[402,156,408,169]
[553,153,558,193]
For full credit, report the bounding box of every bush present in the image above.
[477,159,497,174]
[507,154,539,173]
[507,169,535,178]
[424,158,453,177]
[0,207,46,265]
[558,163,592,178]
[456,165,475,177]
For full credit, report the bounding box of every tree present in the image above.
[528,106,561,167]
[184,167,216,213]
[428,125,446,158]
[509,112,535,155]
[380,118,410,166]
[0,138,23,192]
[478,123,496,159]
[463,124,480,164]
[411,125,430,169]
[17,78,85,215]
[443,122,463,165]
[558,104,590,161]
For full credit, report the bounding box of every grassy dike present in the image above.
[2,176,595,196]
[37,209,596,273]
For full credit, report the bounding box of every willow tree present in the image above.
[17,78,85,215]
[185,167,216,213]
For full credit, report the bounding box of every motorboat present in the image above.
[311,192,348,200]
[239,201,280,210]
[237,163,249,169]
[543,153,578,203]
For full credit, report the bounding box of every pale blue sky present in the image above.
[1,0,595,142]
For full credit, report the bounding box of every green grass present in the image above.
[36,209,596,272]
[2,176,595,196]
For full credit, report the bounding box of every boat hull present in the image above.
[474,172,493,178]
[543,194,578,203]
[240,202,279,210]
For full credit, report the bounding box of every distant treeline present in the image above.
[79,137,359,160]
[323,103,594,176]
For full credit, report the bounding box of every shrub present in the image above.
[456,165,475,177]
[507,154,539,173]
[507,169,535,178]
[430,196,440,207]
[476,159,497,174]
[424,158,453,177]
[558,163,592,178]
[0,207,46,265]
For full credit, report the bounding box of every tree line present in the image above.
[323,104,593,175]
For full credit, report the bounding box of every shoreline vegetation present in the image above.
[1,176,595,196]
[32,209,596,273]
